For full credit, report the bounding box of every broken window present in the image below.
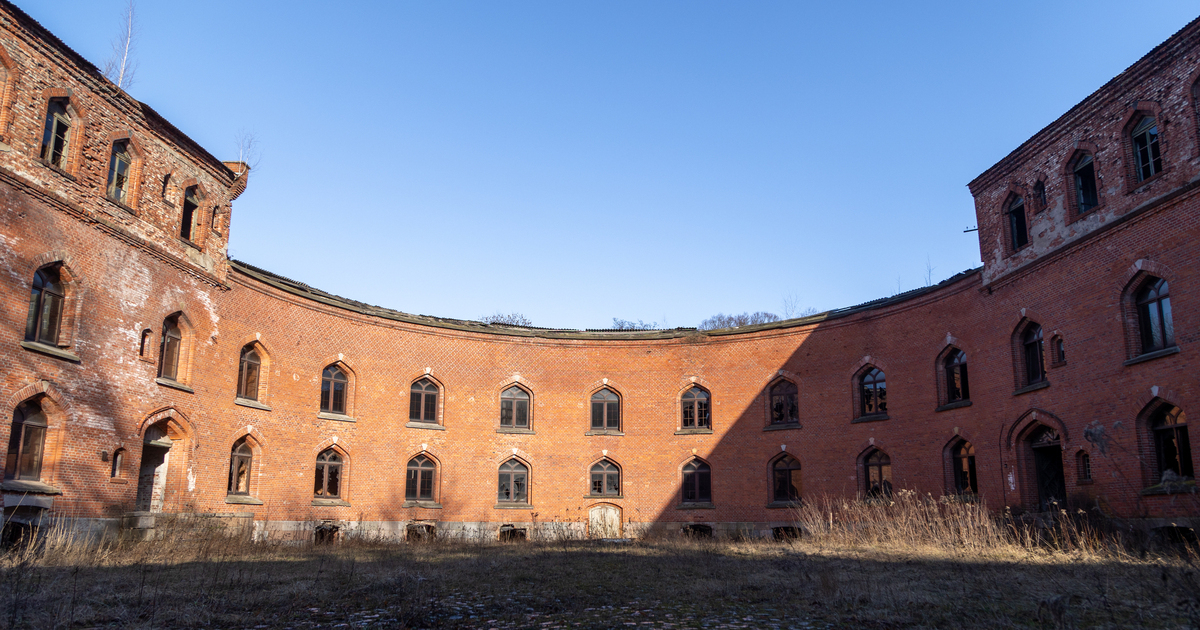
[860,368,887,416]
[180,186,201,241]
[409,379,438,422]
[1132,116,1163,182]
[952,440,977,494]
[39,98,70,169]
[321,365,348,414]
[590,388,620,430]
[500,386,529,428]
[682,387,711,429]
[681,524,713,538]
[237,346,261,400]
[499,525,526,542]
[314,449,342,497]
[1022,325,1045,385]
[590,459,620,496]
[24,267,63,346]
[769,380,798,424]
[228,438,252,495]
[5,400,47,482]
[1006,195,1028,250]
[772,455,802,502]
[106,141,132,204]
[863,449,892,498]
[944,349,969,403]
[681,459,711,503]
[158,317,182,381]
[1153,405,1192,482]
[1137,277,1173,354]
[497,459,528,503]
[314,522,339,544]
[407,523,436,541]
[405,455,435,500]
[1073,155,1099,213]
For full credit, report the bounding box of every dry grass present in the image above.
[0,496,1197,629]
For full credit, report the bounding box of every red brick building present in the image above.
[0,2,1195,540]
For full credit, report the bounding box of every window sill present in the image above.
[585,430,624,436]
[1141,480,1196,496]
[155,377,194,393]
[494,503,533,509]
[763,423,801,432]
[851,413,889,424]
[402,501,442,509]
[235,397,271,411]
[312,498,350,507]
[225,495,264,505]
[20,341,81,363]
[178,237,201,251]
[1,479,62,495]
[496,428,535,434]
[1128,169,1169,195]
[1067,204,1105,225]
[108,477,128,484]
[677,502,715,509]
[1013,381,1050,396]
[1124,346,1180,366]
[406,421,444,431]
[103,195,137,215]
[935,400,972,413]
[944,493,978,504]
[766,501,802,509]
[585,495,623,500]
[675,427,713,435]
[1077,479,1094,486]
[317,412,355,422]
[39,159,76,182]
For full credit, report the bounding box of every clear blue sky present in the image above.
[27,1,1200,329]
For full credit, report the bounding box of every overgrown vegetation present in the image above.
[1,495,1197,629]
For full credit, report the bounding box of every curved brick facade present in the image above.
[0,2,1196,540]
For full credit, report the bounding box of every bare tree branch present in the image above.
[697,311,780,331]
[233,129,262,177]
[480,312,532,327]
[102,0,138,90]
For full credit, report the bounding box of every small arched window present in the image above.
[314,449,342,498]
[861,368,887,416]
[863,449,892,498]
[590,388,620,431]
[1131,116,1163,182]
[769,381,798,425]
[772,455,802,502]
[106,141,132,204]
[497,459,528,503]
[25,267,63,345]
[5,400,47,482]
[1152,405,1192,482]
[111,448,125,478]
[321,366,348,414]
[681,387,710,429]
[1033,180,1046,210]
[1006,195,1028,251]
[500,386,529,428]
[228,438,252,496]
[1077,451,1092,482]
[944,350,969,403]
[681,459,711,503]
[409,379,438,422]
[1073,154,1099,214]
[237,346,262,400]
[181,185,202,242]
[590,459,620,496]
[406,454,436,500]
[40,98,71,168]
[158,317,182,381]
[1022,325,1045,385]
[952,440,977,494]
[1136,278,1174,354]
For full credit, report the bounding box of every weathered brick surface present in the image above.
[0,1,1195,538]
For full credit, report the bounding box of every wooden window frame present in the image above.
[944,350,969,404]
[589,459,621,496]
[409,379,439,423]
[952,440,977,494]
[228,439,253,496]
[237,346,262,401]
[106,140,133,205]
[320,365,348,415]
[1022,325,1046,386]
[5,401,47,482]
[405,455,436,500]
[497,458,528,504]
[772,454,802,503]
[1071,153,1100,216]
[1152,406,1193,483]
[39,98,71,170]
[860,368,887,417]
[1131,115,1164,183]
[1136,277,1174,355]
[863,449,892,498]
[681,459,711,503]
[500,386,530,429]
[158,317,183,381]
[681,386,711,429]
[590,388,621,431]
[314,448,343,498]
[768,380,798,425]
[1006,195,1029,252]
[25,267,64,346]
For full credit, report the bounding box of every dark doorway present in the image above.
[1030,427,1065,511]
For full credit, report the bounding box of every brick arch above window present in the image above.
[1120,101,1167,191]
[1004,408,1069,451]
[25,254,84,350]
[101,129,146,210]
[406,371,445,427]
[1119,262,1178,362]
[1061,141,1103,221]
[316,357,357,419]
[35,88,87,176]
[137,406,197,447]
[175,178,211,247]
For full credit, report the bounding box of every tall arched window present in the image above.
[500,386,529,428]
[1152,405,1192,482]
[1136,278,1174,354]
[497,459,528,503]
[180,185,202,242]
[952,440,977,494]
[1073,154,1099,214]
[25,267,63,345]
[228,438,252,496]
[237,346,262,400]
[314,449,342,498]
[5,400,47,482]
[944,350,969,403]
[863,449,892,498]
[681,387,710,429]
[158,316,182,381]
[771,455,802,502]
[681,459,711,503]
[39,98,71,169]
[321,366,348,414]
[1131,116,1163,182]
[590,460,620,496]
[409,379,438,422]
[111,448,125,479]
[406,455,436,500]
[106,140,132,204]
[590,388,620,431]
[1022,325,1045,385]
[1006,195,1028,251]
[769,381,798,424]
[860,368,887,416]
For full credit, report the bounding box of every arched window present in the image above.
[500,386,529,428]
[106,141,132,204]
[321,366,348,414]
[237,346,262,400]
[590,459,620,496]
[681,387,710,429]
[860,368,887,416]
[25,267,63,345]
[40,98,71,169]
[863,449,892,498]
[1006,195,1028,251]
[772,455,802,502]
[405,454,436,500]
[769,381,798,424]
[1073,154,1099,214]
[409,379,438,422]
[5,400,47,482]
[1136,278,1174,354]
[681,459,711,503]
[1077,451,1092,482]
[497,459,528,503]
[314,449,342,498]
[111,448,125,478]
[158,316,182,380]
[590,388,620,431]
[1033,180,1046,209]
[944,350,969,403]
[1022,325,1045,385]
[180,185,202,242]
[952,440,977,494]
[1152,406,1192,482]
[1131,116,1163,182]
[228,438,252,496]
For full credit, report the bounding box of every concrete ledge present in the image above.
[763,423,800,432]
[1013,381,1050,396]
[494,503,533,509]
[766,501,802,509]
[1,479,62,495]
[406,421,445,430]
[20,341,81,363]
[496,427,535,434]
[317,412,355,422]
[225,495,264,505]
[155,377,194,393]
[235,397,272,411]
[1124,346,1181,366]
[935,400,972,412]
[675,427,713,435]
[851,413,889,424]
[312,498,351,507]
[677,502,715,509]
[584,430,624,436]
[402,501,442,509]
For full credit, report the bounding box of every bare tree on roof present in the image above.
[697,311,780,331]
[102,0,138,90]
[481,312,533,326]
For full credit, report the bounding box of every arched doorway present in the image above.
[135,423,174,512]
[1028,425,1065,511]
[588,504,621,538]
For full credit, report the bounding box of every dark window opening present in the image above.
[681,524,713,538]
[106,141,132,204]
[138,328,152,357]
[952,441,977,494]
[498,459,528,503]
[682,387,711,429]
[1007,196,1028,250]
[590,388,620,430]
[407,523,436,542]
[1053,337,1066,364]
[773,526,801,540]
[864,449,892,498]
[111,448,124,478]
[237,346,261,400]
[682,459,711,503]
[769,380,798,424]
[590,459,620,496]
[158,318,182,381]
[321,366,348,414]
[944,350,969,402]
[314,522,340,544]
[772,455,802,502]
[40,99,70,169]
[1137,278,1174,354]
[860,368,887,416]
[1153,406,1192,483]
[1078,452,1092,481]
[1023,325,1045,385]
[409,379,438,422]
[314,449,342,498]
[499,525,526,542]
[1074,155,1099,214]
[25,267,63,346]
[1132,116,1163,182]
[180,186,201,241]
[1033,181,1046,209]
[228,438,252,495]
[406,455,436,500]
[5,401,47,482]
[500,386,529,428]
